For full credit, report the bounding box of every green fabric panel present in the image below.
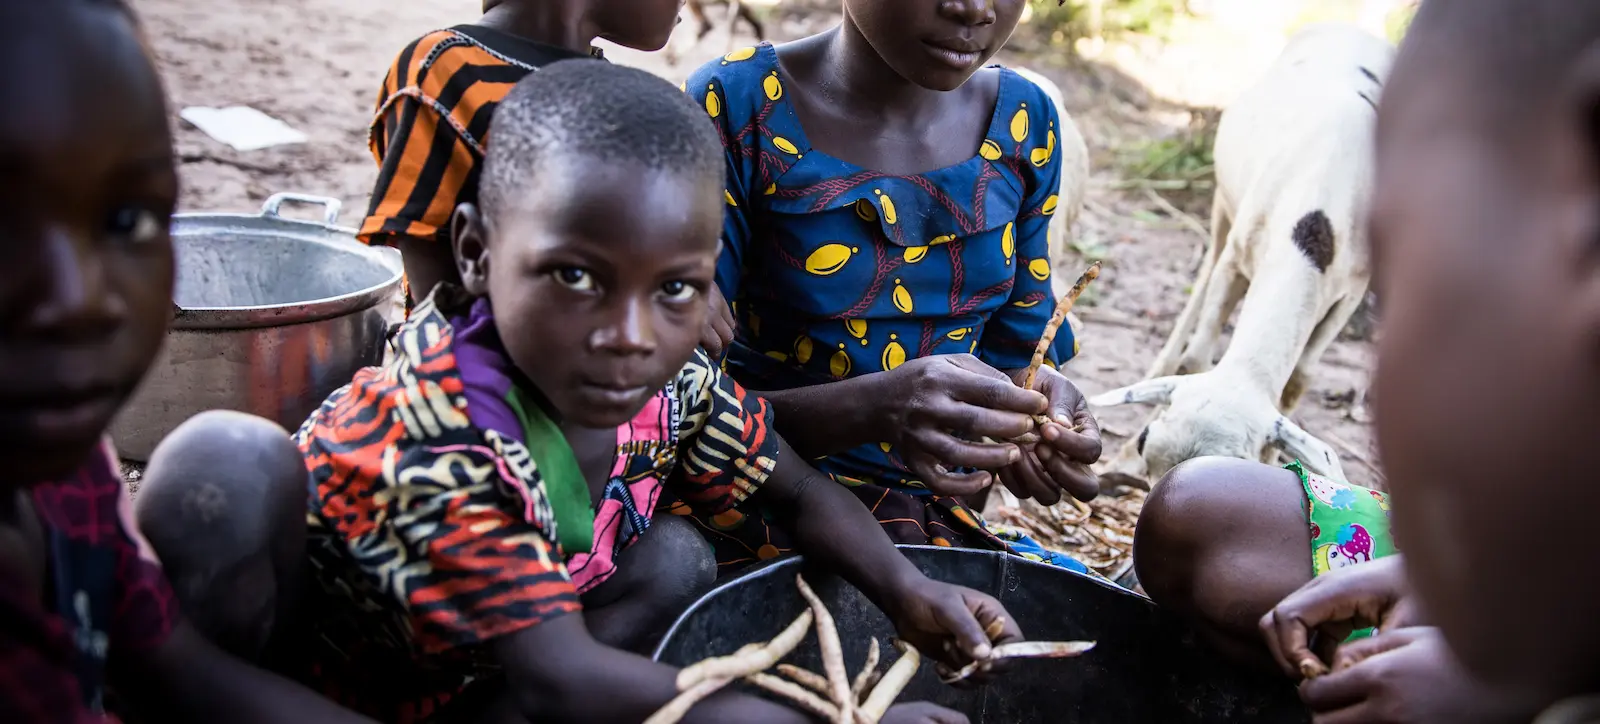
[1289,460,1398,642]
[507,387,594,555]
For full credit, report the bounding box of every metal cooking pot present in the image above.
[110,193,405,461]
[655,547,1309,723]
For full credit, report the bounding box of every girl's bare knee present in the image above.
[629,513,715,606]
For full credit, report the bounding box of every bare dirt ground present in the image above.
[132,0,1380,567]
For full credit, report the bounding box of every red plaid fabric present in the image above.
[0,440,178,723]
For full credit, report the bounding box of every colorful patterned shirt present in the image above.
[687,43,1074,491]
[292,291,779,722]
[0,440,178,723]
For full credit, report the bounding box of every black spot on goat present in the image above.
[1292,210,1336,273]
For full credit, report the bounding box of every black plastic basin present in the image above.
[654,546,1309,723]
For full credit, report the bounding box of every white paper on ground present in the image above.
[178,106,308,152]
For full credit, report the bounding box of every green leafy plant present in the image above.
[1029,0,1184,46]
[1114,108,1216,190]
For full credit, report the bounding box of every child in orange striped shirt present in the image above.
[360,0,680,301]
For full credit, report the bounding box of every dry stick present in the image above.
[676,610,815,690]
[795,576,855,724]
[1142,186,1211,241]
[860,641,923,721]
[746,672,844,721]
[1000,262,1104,446]
[776,664,832,696]
[850,638,882,701]
[1023,261,1103,391]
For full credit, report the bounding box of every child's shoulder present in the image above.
[684,42,780,107]
[995,65,1062,121]
[383,25,551,89]
[297,299,474,449]
[384,28,476,84]
[669,347,722,394]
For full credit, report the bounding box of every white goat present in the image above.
[1091,24,1393,483]
[1011,66,1092,337]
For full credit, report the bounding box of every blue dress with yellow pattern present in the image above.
[680,43,1090,575]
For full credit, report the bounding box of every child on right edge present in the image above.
[1138,1,1600,721]
[140,60,1009,724]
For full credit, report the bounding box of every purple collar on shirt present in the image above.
[449,296,532,446]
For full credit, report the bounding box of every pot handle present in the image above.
[261,193,343,226]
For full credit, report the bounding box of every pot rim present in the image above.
[169,198,405,331]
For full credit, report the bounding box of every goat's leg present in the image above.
[663,19,684,66]
[1177,233,1248,374]
[687,0,713,41]
[723,0,747,52]
[1280,292,1366,412]
[739,0,766,41]
[1147,196,1230,379]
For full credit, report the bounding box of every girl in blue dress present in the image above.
[677,0,1106,574]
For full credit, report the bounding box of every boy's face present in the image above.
[464,159,720,429]
[593,0,685,52]
[844,0,1026,92]
[0,4,177,484]
[1371,33,1600,698]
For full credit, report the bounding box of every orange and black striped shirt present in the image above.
[360,25,602,245]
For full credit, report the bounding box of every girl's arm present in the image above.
[666,354,1021,665]
[740,373,892,457]
[756,436,1023,667]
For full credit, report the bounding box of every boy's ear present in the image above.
[451,203,490,297]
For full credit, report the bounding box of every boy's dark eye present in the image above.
[107,206,165,245]
[660,280,698,303]
[553,267,596,292]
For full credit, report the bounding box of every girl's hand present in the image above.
[999,366,1103,503]
[700,284,735,360]
[882,576,1023,679]
[880,355,1048,496]
[881,702,971,724]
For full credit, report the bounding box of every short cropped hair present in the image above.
[479,59,724,220]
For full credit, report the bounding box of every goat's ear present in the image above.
[1269,416,1347,481]
[1089,376,1180,407]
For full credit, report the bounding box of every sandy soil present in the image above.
[131,0,1380,506]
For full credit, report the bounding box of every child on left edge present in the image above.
[137,60,1014,724]
[0,2,377,722]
